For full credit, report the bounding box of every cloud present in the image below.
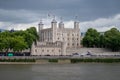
[0,0,120,22]
[0,21,38,30]
[0,9,42,23]
[80,14,120,32]
[0,14,120,32]
[52,14,120,32]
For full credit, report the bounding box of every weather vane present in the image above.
[75,15,78,21]
[53,15,56,19]
[40,19,42,22]
[60,17,63,22]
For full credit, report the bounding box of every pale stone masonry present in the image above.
[31,18,81,55]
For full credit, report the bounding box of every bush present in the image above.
[0,58,36,62]
[48,59,58,63]
[70,58,120,63]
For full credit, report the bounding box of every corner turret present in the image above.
[38,20,43,41]
[51,18,57,29]
[74,21,79,29]
[59,17,64,29]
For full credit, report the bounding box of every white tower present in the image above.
[74,16,79,29]
[59,17,64,29]
[51,18,57,42]
[74,21,79,29]
[38,20,43,41]
[51,19,57,29]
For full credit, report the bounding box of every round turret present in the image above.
[59,21,64,29]
[51,19,57,23]
[51,19,57,29]
[38,20,43,31]
[74,21,79,29]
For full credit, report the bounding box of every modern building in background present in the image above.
[31,18,81,55]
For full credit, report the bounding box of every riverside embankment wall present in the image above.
[66,48,118,55]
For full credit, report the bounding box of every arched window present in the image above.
[72,43,74,46]
[68,43,69,46]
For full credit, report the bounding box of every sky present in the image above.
[0,0,120,32]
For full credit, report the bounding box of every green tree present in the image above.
[22,31,35,49]
[0,27,38,54]
[12,36,28,52]
[26,27,39,41]
[82,28,100,47]
[104,28,120,51]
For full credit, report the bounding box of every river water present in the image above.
[0,63,120,80]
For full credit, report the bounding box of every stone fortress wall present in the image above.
[31,18,81,56]
[67,48,110,55]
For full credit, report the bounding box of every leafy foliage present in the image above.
[104,28,120,51]
[0,27,38,53]
[82,28,100,47]
[82,28,120,51]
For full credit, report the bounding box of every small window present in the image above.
[68,43,69,46]
[59,50,61,52]
[47,50,49,52]
[35,49,37,52]
[52,50,54,52]
[72,43,74,46]
[42,50,44,52]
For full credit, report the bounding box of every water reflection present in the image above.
[0,63,120,80]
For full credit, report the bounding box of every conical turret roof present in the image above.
[52,19,57,23]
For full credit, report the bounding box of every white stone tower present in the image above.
[59,17,64,29]
[74,16,79,29]
[74,21,79,29]
[51,18,57,42]
[38,20,43,41]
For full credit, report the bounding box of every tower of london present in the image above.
[31,18,81,55]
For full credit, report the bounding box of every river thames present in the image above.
[0,63,120,80]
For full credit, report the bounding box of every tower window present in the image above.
[59,50,61,52]
[35,49,37,52]
[77,43,79,46]
[72,43,74,46]
[68,43,69,46]
[52,50,54,52]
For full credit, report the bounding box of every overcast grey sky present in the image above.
[0,0,120,32]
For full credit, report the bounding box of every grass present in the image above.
[70,58,120,63]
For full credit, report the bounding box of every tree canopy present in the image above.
[0,27,38,53]
[82,28,100,47]
[82,28,120,51]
